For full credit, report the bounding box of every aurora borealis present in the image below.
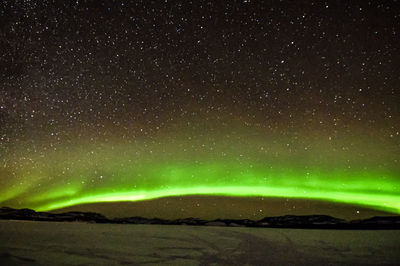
[1,127,399,217]
[0,0,399,219]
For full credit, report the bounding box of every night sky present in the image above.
[0,0,399,219]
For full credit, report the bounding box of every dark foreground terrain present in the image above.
[1,207,400,229]
[0,220,399,265]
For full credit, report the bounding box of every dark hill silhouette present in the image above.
[1,207,399,229]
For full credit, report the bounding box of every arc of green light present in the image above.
[34,185,400,214]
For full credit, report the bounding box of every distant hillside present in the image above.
[1,207,399,229]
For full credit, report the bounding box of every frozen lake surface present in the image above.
[0,220,399,265]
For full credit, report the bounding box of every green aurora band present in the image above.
[0,130,399,214]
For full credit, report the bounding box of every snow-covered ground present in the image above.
[0,220,399,265]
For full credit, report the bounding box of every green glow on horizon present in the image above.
[34,185,400,214]
[1,134,399,215]
[23,164,400,214]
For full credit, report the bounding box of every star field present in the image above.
[0,0,399,217]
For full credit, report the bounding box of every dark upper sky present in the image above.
[1,0,398,141]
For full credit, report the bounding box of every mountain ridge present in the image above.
[1,206,399,229]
